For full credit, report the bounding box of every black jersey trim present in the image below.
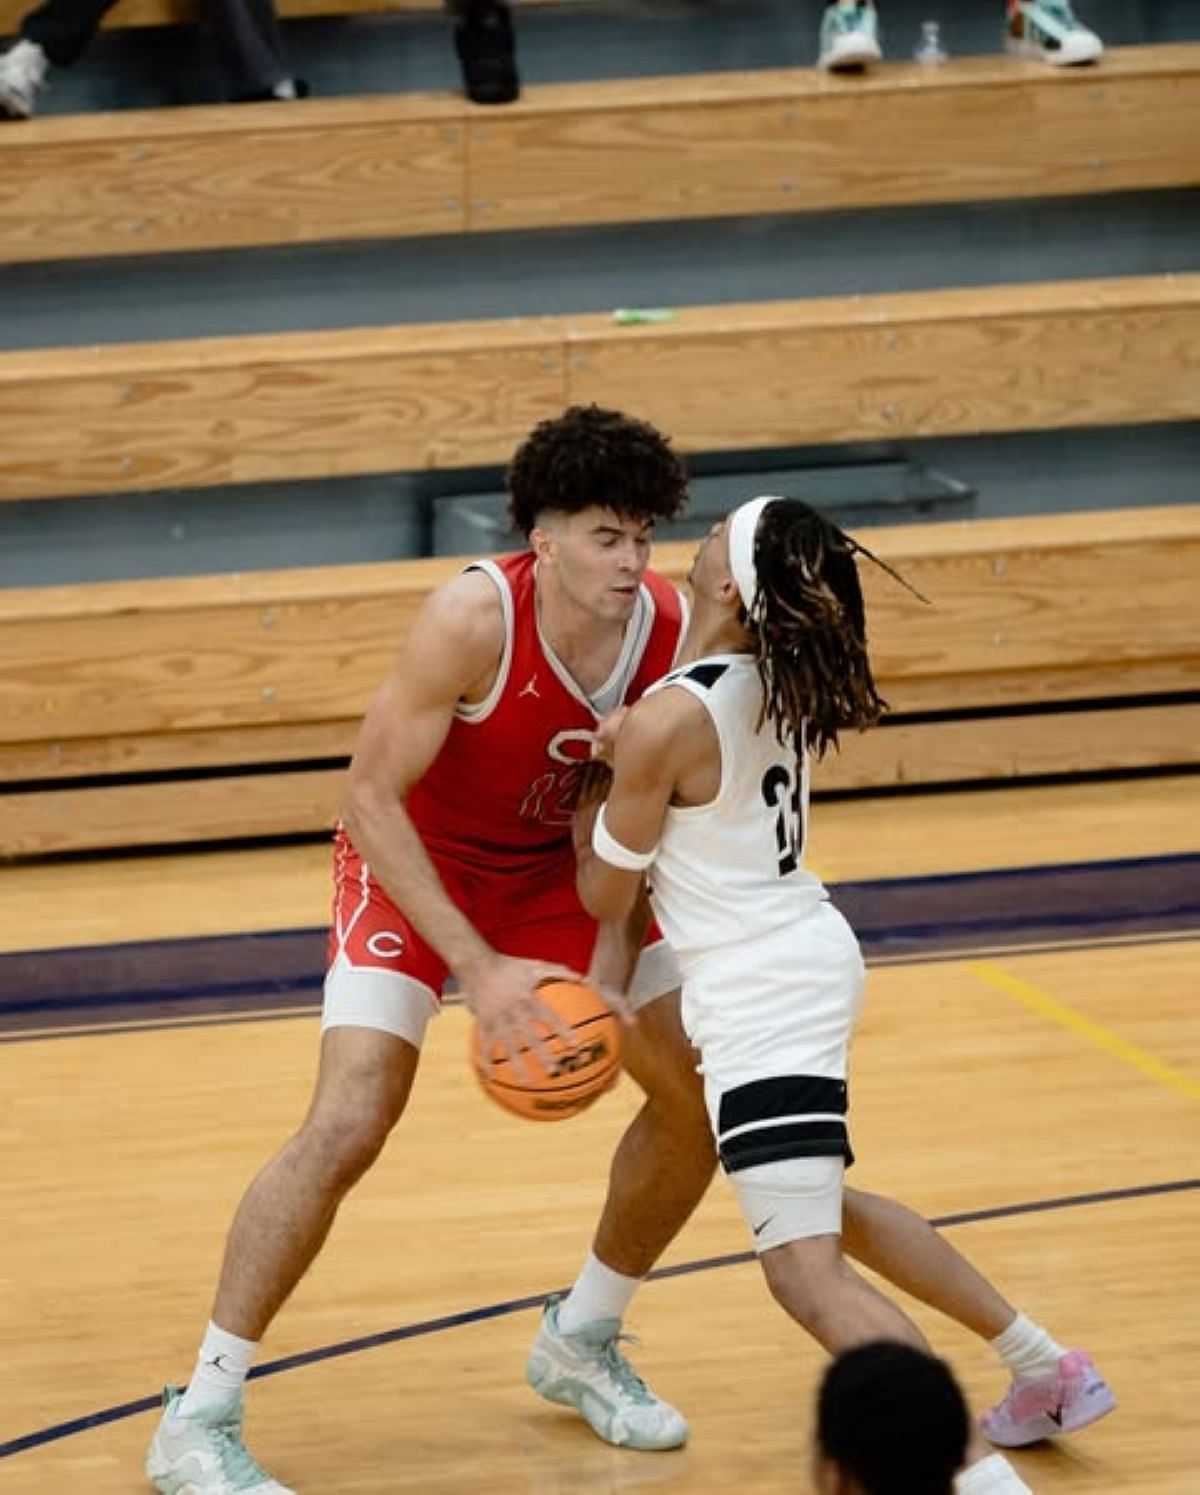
[680,661,731,690]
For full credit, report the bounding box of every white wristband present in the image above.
[592,803,657,872]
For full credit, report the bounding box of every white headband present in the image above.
[728,495,783,616]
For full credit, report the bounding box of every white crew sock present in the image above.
[991,1311,1068,1382]
[176,1321,259,1418]
[557,1252,642,1334]
[956,1453,1034,1493]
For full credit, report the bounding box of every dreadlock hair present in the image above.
[817,1342,970,1495]
[747,499,902,759]
[507,405,688,538]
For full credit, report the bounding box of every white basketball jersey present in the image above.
[643,653,828,968]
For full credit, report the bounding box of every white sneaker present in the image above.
[145,1386,295,1494]
[818,2,883,73]
[0,40,47,119]
[526,1297,688,1451]
[1006,2,1104,66]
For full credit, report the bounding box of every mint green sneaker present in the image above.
[525,1297,688,1451]
[1007,1,1104,66]
[145,1386,295,1494]
[818,2,883,72]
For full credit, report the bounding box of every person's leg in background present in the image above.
[202,0,306,101]
[449,0,519,104]
[526,984,716,1451]
[842,1189,1117,1451]
[0,0,118,117]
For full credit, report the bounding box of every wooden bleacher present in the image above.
[2,274,1198,503]
[2,29,1198,856]
[1,46,1196,262]
[1,505,1196,856]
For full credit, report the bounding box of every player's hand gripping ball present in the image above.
[471,980,622,1121]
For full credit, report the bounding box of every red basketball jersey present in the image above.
[406,551,685,875]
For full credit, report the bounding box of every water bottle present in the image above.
[914,20,948,64]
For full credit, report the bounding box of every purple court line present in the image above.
[2,928,1196,1046]
[2,1176,1196,1461]
[3,854,1196,1038]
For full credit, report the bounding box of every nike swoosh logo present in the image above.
[753,1216,776,1238]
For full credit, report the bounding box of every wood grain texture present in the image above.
[0,318,565,500]
[0,103,466,260]
[0,49,1194,263]
[565,275,1200,454]
[4,701,1195,855]
[2,507,1195,748]
[0,719,359,781]
[467,47,1200,230]
[823,702,1200,789]
[1,276,1196,502]
[0,920,1196,1490]
[1,507,1197,854]
[0,767,342,856]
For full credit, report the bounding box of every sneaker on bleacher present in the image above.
[1007,1,1104,66]
[818,1,883,72]
[0,39,47,119]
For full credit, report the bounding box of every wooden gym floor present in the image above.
[0,773,1197,1492]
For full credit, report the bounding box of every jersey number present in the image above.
[520,765,582,826]
[760,764,803,877]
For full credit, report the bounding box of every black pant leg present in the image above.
[21,0,122,67]
[200,0,288,97]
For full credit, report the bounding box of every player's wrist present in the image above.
[452,941,498,989]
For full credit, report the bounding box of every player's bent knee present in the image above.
[759,1236,847,1333]
[297,1102,396,1191]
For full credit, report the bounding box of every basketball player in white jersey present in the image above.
[571,497,1116,1493]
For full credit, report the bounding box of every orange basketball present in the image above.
[470,979,622,1122]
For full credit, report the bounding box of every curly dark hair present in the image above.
[746,499,896,760]
[507,405,689,538]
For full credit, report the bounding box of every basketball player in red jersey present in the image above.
[147,406,709,1492]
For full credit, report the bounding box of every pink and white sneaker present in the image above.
[982,1350,1117,1447]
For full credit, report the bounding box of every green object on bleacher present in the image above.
[612,308,677,325]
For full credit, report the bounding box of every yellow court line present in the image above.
[968,960,1200,1104]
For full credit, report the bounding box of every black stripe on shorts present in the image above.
[717,1074,853,1173]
